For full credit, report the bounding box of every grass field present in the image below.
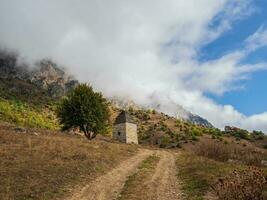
[176,151,267,200]
[0,98,59,130]
[0,123,138,200]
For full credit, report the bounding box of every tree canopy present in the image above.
[57,84,109,139]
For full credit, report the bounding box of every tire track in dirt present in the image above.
[145,150,183,200]
[64,149,153,200]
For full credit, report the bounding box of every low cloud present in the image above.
[0,0,267,132]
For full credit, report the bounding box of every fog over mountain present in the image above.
[0,0,267,132]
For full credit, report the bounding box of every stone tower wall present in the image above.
[113,123,126,143]
[113,122,138,144]
[125,122,138,144]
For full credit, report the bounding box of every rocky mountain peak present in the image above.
[30,59,78,97]
[0,51,79,98]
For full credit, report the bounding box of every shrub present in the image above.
[192,128,203,136]
[57,84,109,139]
[213,167,266,200]
[251,130,265,140]
[191,135,199,141]
[159,135,171,148]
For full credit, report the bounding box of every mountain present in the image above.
[110,96,213,128]
[175,105,213,127]
[0,50,78,98]
[109,97,143,111]
[0,49,212,127]
[30,59,79,97]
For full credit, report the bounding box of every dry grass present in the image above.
[189,138,267,166]
[118,154,160,200]
[0,123,138,200]
[176,151,267,200]
[176,151,236,200]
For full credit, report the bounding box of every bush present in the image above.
[251,130,265,140]
[159,135,171,148]
[192,128,203,136]
[213,167,266,200]
[57,84,109,139]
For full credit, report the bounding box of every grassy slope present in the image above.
[0,123,138,200]
[0,98,59,129]
[1,78,266,200]
[109,106,216,147]
[176,151,267,200]
[0,78,59,129]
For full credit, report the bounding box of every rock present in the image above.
[30,59,79,98]
[227,159,239,164]
[0,51,79,98]
[165,143,180,149]
[14,127,26,133]
[32,132,39,136]
[261,160,267,166]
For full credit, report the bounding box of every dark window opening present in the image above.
[118,132,121,136]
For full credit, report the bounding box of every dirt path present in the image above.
[65,149,183,200]
[64,149,153,200]
[145,150,183,200]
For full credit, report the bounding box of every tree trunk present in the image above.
[84,131,97,140]
[81,124,96,140]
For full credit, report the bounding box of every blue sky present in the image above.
[200,0,267,116]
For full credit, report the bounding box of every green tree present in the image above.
[57,84,109,140]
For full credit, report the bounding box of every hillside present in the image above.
[0,123,138,200]
[0,50,266,148]
[0,50,214,142]
[0,50,267,200]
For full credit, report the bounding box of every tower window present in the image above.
[118,132,121,136]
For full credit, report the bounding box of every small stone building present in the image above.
[113,111,138,144]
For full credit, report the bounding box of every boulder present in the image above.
[14,127,26,133]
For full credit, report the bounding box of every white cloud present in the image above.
[245,26,267,52]
[0,0,267,132]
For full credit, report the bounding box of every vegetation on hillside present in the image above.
[213,167,266,200]
[0,98,59,129]
[0,77,59,129]
[176,152,267,200]
[190,138,267,166]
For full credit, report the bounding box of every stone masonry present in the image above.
[113,111,138,144]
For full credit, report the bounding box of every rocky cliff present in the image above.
[0,50,78,98]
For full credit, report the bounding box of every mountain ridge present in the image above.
[0,49,212,127]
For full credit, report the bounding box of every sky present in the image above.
[0,0,267,132]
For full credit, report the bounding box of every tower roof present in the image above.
[114,111,135,124]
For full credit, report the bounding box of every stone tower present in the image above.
[113,111,138,144]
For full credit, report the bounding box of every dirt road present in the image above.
[65,149,183,200]
[146,151,183,200]
[65,149,153,200]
